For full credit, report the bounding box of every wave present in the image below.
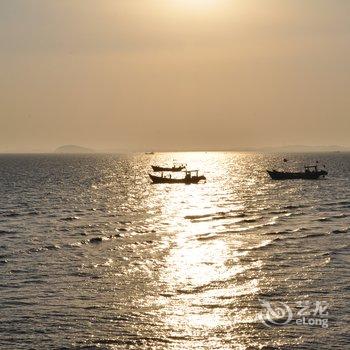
[323,200,350,206]
[238,239,276,252]
[293,227,308,232]
[253,231,328,247]
[332,213,348,219]
[0,229,17,235]
[279,232,327,243]
[264,230,293,236]
[26,211,40,216]
[282,204,308,210]
[225,219,280,234]
[241,217,263,223]
[81,233,123,245]
[3,212,20,218]
[86,233,123,246]
[5,232,126,262]
[60,216,80,221]
[317,217,332,222]
[330,244,350,255]
[317,213,348,222]
[268,210,290,215]
[44,244,61,250]
[332,228,349,234]
[184,213,213,220]
[196,233,219,241]
[184,211,247,222]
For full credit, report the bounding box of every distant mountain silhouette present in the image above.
[260,145,350,153]
[54,145,94,153]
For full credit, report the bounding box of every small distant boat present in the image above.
[149,170,206,184]
[267,165,328,180]
[152,163,186,172]
[145,151,155,155]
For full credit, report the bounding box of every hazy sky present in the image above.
[0,0,349,152]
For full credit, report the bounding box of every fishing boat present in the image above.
[267,165,328,180]
[151,163,186,172]
[149,170,206,184]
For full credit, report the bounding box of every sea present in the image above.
[0,152,349,350]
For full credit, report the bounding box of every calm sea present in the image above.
[0,152,349,349]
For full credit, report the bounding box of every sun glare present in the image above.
[174,0,216,8]
[168,0,225,15]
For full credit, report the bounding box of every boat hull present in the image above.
[151,165,185,172]
[149,174,206,184]
[267,170,327,180]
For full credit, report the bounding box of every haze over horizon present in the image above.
[1,0,349,153]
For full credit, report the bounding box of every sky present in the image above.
[0,0,349,152]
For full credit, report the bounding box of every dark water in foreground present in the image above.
[0,152,349,350]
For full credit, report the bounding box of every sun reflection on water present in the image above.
[145,153,264,346]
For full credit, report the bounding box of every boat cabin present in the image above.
[157,170,200,179]
[304,165,319,173]
[182,170,200,178]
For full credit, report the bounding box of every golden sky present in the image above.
[0,0,349,152]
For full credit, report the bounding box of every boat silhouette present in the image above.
[149,170,206,184]
[267,165,328,180]
[151,163,186,172]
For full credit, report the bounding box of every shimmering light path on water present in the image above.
[0,153,349,349]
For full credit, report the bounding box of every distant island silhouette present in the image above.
[259,145,350,153]
[54,145,95,154]
[50,144,349,154]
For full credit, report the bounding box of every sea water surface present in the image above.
[0,152,349,349]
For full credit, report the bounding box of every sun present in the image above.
[175,0,216,8]
[169,0,220,14]
[156,0,230,20]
